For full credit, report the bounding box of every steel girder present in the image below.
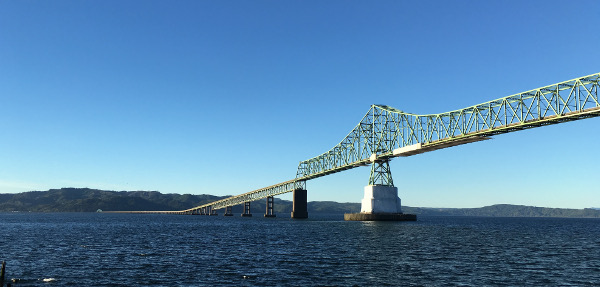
[295,73,600,181]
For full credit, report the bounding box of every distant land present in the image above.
[1,188,599,218]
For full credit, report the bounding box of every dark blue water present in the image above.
[0,213,599,286]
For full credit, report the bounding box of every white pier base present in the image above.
[360,185,402,214]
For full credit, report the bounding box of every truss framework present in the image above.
[174,73,599,215]
[296,73,600,180]
[178,180,306,215]
[369,160,394,186]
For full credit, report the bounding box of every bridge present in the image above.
[145,73,600,219]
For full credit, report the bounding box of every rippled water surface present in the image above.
[1,213,599,286]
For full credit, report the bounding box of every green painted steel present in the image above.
[295,72,600,181]
[176,72,599,215]
[178,179,306,215]
[369,160,394,186]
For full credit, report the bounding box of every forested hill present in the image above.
[0,188,223,212]
[0,188,599,218]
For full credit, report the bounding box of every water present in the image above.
[0,213,599,286]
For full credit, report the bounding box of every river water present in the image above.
[0,213,598,286]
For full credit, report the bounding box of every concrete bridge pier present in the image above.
[264,196,276,217]
[224,206,233,216]
[241,202,252,217]
[210,206,218,216]
[291,188,308,219]
[344,185,415,221]
[344,159,416,221]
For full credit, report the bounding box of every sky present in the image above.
[1,0,599,209]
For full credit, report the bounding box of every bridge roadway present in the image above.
[124,72,600,216]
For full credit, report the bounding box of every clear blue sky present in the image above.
[1,0,599,208]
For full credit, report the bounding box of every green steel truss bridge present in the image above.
[165,72,599,215]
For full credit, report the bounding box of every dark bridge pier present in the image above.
[224,206,233,216]
[241,202,252,217]
[291,188,308,219]
[264,196,276,217]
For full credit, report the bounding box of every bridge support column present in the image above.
[361,185,402,213]
[264,196,276,217]
[344,185,416,221]
[224,206,233,216]
[241,202,252,217]
[210,206,218,216]
[345,160,416,221]
[291,188,308,219]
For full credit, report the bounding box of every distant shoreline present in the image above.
[1,188,599,218]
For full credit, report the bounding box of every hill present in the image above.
[0,188,222,212]
[0,188,599,218]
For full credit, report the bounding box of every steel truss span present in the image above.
[173,73,599,215]
[178,180,306,215]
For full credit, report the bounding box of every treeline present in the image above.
[0,188,222,212]
[0,188,599,218]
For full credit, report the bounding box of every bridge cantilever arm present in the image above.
[295,72,600,181]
